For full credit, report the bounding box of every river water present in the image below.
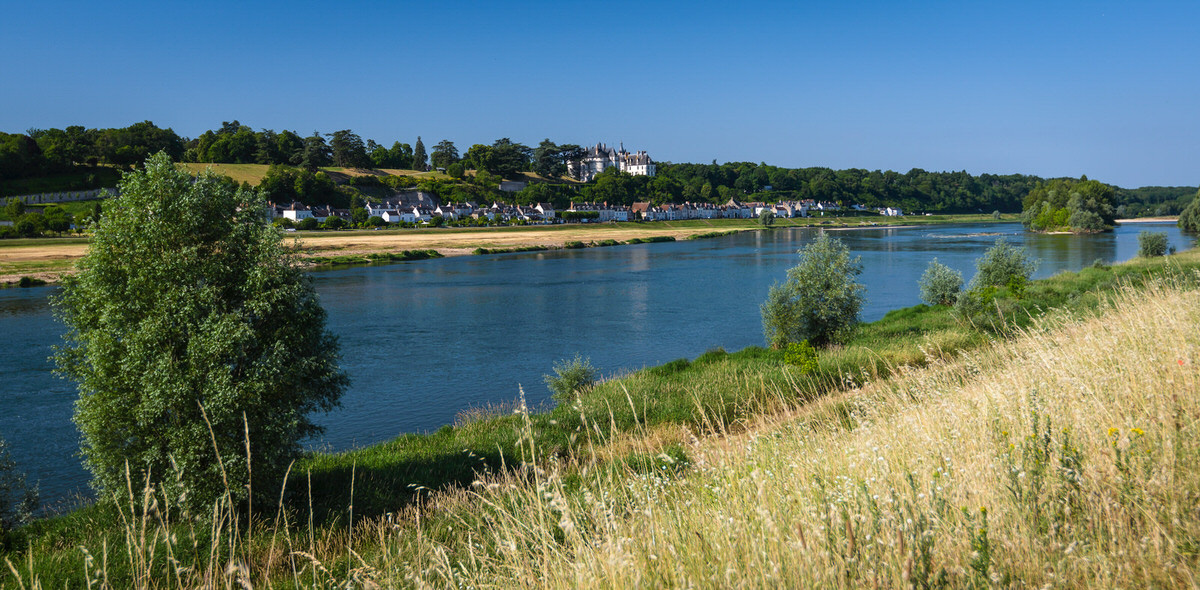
[1,221,1191,507]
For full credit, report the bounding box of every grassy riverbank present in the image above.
[0,214,1014,285]
[3,245,1197,587]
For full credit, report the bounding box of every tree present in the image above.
[761,233,865,348]
[329,130,370,169]
[918,258,963,305]
[301,132,332,171]
[1137,230,1169,257]
[430,140,459,170]
[1179,189,1200,234]
[53,152,348,511]
[758,209,776,226]
[411,136,428,171]
[970,238,1037,289]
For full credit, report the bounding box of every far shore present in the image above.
[1116,216,1179,223]
[0,213,1057,286]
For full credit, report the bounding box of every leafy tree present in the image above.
[1179,189,1200,234]
[301,132,332,171]
[918,258,963,305]
[329,130,370,169]
[969,238,1037,289]
[0,432,39,537]
[761,233,865,348]
[1137,231,1169,257]
[411,136,428,171]
[758,209,776,226]
[53,152,348,511]
[41,204,72,233]
[430,140,459,170]
[388,142,413,169]
[296,216,320,230]
[3,198,25,218]
[367,215,386,227]
[276,130,305,166]
[543,354,598,400]
[446,162,465,179]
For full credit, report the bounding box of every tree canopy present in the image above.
[53,152,348,510]
[1020,177,1117,232]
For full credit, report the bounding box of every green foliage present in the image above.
[917,258,963,306]
[0,433,39,537]
[1021,177,1116,232]
[543,354,599,400]
[1179,190,1200,234]
[758,209,776,226]
[366,215,386,227]
[52,152,348,511]
[1137,231,1169,257]
[296,216,319,230]
[783,341,819,374]
[970,238,1037,289]
[761,233,865,348]
[992,210,1002,219]
[446,162,465,179]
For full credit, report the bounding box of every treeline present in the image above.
[3,121,1195,217]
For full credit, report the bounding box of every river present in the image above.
[0,221,1191,508]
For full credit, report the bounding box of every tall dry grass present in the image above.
[403,279,1200,588]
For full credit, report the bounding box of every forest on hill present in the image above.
[1,121,1195,216]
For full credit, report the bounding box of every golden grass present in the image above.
[399,278,1200,588]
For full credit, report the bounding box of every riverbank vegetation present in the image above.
[3,239,1198,587]
[1020,177,1117,232]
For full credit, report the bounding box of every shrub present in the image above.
[918,258,963,306]
[761,233,865,348]
[367,215,386,227]
[970,238,1037,289]
[992,210,1002,220]
[53,153,348,511]
[296,216,320,230]
[543,354,599,400]
[1137,231,1169,257]
[1179,191,1200,234]
[758,210,776,227]
[784,341,819,374]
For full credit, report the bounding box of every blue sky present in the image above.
[2,0,1196,188]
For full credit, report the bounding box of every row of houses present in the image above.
[269,197,903,225]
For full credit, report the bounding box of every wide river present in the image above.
[1,221,1191,508]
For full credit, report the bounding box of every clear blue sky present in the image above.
[2,0,1196,188]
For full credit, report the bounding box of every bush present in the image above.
[970,238,1037,289]
[52,153,348,511]
[0,432,39,537]
[367,215,386,227]
[918,258,963,306]
[992,210,1002,220]
[1179,191,1200,234]
[783,341,818,374]
[544,354,599,400]
[1137,230,1169,257]
[761,233,865,348]
[758,210,776,227]
[296,216,320,230]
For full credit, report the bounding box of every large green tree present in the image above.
[430,139,459,170]
[411,136,428,171]
[53,152,348,510]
